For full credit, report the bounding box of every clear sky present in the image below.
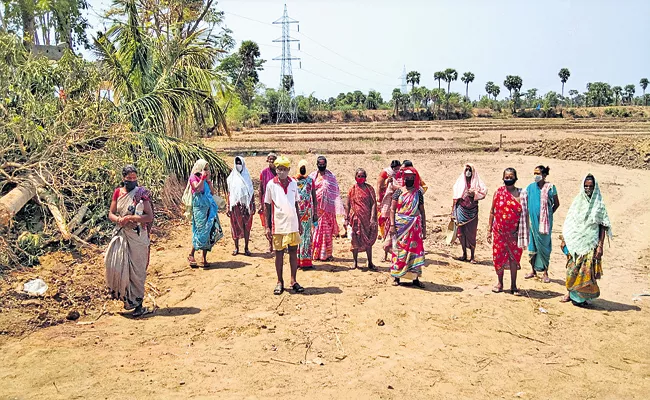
[86,0,650,101]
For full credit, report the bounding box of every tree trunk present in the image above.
[0,177,40,227]
[20,0,36,45]
[465,84,469,99]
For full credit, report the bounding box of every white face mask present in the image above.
[236,165,243,173]
[465,170,472,178]
[534,175,543,183]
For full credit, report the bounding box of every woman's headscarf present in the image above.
[182,159,208,213]
[227,156,254,211]
[296,159,309,179]
[453,163,488,201]
[562,174,612,256]
[401,167,421,190]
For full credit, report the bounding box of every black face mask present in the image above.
[124,180,138,191]
[405,179,415,188]
[317,165,326,172]
[503,179,516,187]
[300,166,306,175]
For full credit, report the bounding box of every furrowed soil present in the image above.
[1,119,650,400]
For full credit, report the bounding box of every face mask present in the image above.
[299,166,306,175]
[124,180,138,191]
[534,175,543,183]
[503,179,516,187]
[465,170,472,178]
[317,165,326,172]
[236,165,243,173]
[356,177,366,185]
[277,170,289,180]
[405,179,415,188]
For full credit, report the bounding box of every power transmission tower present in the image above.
[400,65,407,94]
[273,4,300,124]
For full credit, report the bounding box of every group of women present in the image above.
[104,156,612,316]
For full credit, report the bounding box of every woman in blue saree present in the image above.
[523,165,560,283]
[186,159,223,267]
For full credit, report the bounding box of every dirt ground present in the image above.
[2,119,650,399]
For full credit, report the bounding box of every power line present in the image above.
[223,10,395,80]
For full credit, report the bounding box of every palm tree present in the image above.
[558,68,571,97]
[612,86,622,105]
[641,78,649,106]
[485,81,495,99]
[461,72,475,100]
[434,71,444,90]
[624,84,635,105]
[443,68,458,94]
[406,71,421,91]
[93,1,229,138]
[492,85,500,100]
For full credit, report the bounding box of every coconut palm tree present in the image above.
[461,71,475,100]
[92,0,229,138]
[558,68,570,97]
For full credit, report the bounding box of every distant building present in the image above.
[29,44,66,61]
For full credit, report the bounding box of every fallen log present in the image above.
[36,188,71,240]
[0,177,41,227]
[67,205,88,231]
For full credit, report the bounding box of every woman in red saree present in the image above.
[377,160,401,261]
[487,168,528,295]
[347,168,378,270]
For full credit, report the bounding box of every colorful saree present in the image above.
[348,183,377,251]
[525,182,557,272]
[296,175,314,267]
[310,170,344,260]
[105,186,152,310]
[390,188,425,280]
[452,164,487,250]
[491,186,524,273]
[562,174,612,304]
[227,157,254,240]
[380,180,397,254]
[192,180,223,251]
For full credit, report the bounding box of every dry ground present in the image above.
[1,119,650,400]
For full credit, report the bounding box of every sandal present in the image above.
[469,259,478,265]
[131,305,148,317]
[511,289,523,296]
[542,276,551,284]
[232,249,239,256]
[273,283,284,295]
[367,264,378,272]
[291,282,305,293]
[413,279,425,288]
[188,256,197,268]
[392,278,400,286]
[560,294,571,303]
[492,285,503,293]
[524,272,536,279]
[455,256,468,262]
[244,250,252,257]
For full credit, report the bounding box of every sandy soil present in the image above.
[1,120,650,399]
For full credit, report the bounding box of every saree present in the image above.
[380,181,397,253]
[228,157,254,240]
[310,170,344,260]
[377,167,394,239]
[296,175,314,267]
[452,164,487,250]
[105,187,152,310]
[526,182,557,272]
[192,180,223,251]
[259,167,277,229]
[562,174,612,304]
[390,188,425,279]
[348,184,378,251]
[491,186,524,273]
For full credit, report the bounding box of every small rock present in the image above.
[376,319,385,326]
[388,385,394,390]
[312,357,325,365]
[514,392,525,398]
[179,381,185,386]
[66,310,80,321]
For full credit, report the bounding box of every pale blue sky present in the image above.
[86,0,650,100]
